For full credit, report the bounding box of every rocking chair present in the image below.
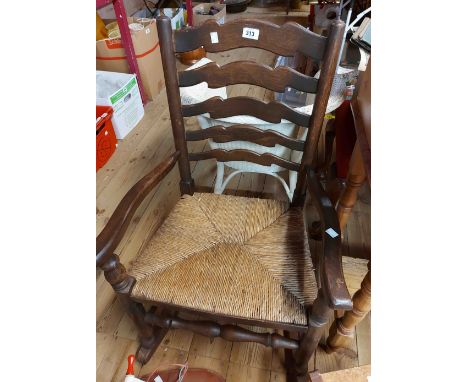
[96,17,351,382]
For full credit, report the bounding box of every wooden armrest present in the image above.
[96,151,180,267]
[305,167,352,310]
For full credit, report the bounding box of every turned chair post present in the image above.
[157,17,195,195]
[295,289,333,381]
[99,254,166,363]
[292,19,345,205]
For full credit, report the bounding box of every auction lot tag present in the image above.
[210,31,219,43]
[242,27,259,40]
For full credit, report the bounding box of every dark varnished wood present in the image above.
[305,168,352,311]
[178,61,319,93]
[189,149,300,172]
[145,312,299,349]
[292,20,345,205]
[98,253,167,364]
[295,290,333,381]
[157,17,195,195]
[182,96,311,127]
[186,124,305,151]
[96,151,180,267]
[174,19,327,61]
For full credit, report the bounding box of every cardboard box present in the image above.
[96,18,164,101]
[193,3,226,26]
[96,71,144,139]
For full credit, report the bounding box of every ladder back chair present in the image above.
[97,17,351,381]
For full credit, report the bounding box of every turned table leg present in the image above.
[336,144,366,232]
[325,270,371,354]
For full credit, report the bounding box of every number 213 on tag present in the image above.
[242,27,259,40]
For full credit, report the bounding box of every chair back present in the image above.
[156,17,345,201]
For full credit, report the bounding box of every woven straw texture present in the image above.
[129,193,318,326]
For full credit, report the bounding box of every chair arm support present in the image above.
[96,151,180,267]
[304,167,352,310]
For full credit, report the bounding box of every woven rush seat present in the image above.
[129,192,319,326]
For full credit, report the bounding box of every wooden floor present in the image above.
[96,7,370,382]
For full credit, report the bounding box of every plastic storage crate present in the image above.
[96,105,118,171]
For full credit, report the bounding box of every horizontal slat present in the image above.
[188,149,300,172]
[174,19,326,61]
[178,61,318,93]
[182,96,310,126]
[186,125,305,151]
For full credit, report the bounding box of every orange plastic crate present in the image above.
[96,105,117,171]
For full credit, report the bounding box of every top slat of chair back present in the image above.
[174,19,327,61]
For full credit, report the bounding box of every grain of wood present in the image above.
[187,354,230,378]
[229,326,274,370]
[139,346,188,377]
[314,341,359,374]
[314,312,359,373]
[96,297,126,335]
[270,347,286,373]
[341,257,368,295]
[270,370,288,382]
[96,333,136,382]
[189,333,233,361]
[111,341,141,382]
[356,312,371,366]
[161,328,194,352]
[114,312,140,341]
[226,363,271,382]
[321,365,371,382]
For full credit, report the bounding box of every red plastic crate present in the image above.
[96,105,118,171]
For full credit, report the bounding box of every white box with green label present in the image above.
[96,71,144,139]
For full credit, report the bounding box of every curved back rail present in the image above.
[157,16,345,201]
[178,61,319,93]
[181,97,311,126]
[185,124,305,151]
[174,19,327,60]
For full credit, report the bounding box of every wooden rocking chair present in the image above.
[96,17,351,381]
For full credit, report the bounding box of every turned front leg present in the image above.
[100,254,166,364]
[325,270,371,354]
[295,290,333,382]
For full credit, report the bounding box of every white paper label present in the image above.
[242,27,259,40]
[325,228,339,238]
[210,31,219,44]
